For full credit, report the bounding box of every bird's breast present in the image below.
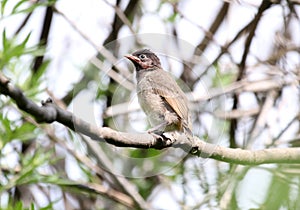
[136,77,166,124]
[137,88,163,115]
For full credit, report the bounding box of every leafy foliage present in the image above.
[1,0,300,209]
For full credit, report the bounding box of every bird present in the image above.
[125,49,192,139]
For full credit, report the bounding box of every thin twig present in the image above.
[104,77,297,118]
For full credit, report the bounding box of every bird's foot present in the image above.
[147,129,164,140]
[147,130,177,146]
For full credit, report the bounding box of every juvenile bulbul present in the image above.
[125,49,192,138]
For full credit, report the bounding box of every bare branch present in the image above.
[247,90,278,148]
[1,73,300,165]
[238,0,273,75]
[53,7,130,80]
[104,77,297,118]
[81,182,134,207]
[32,6,54,73]
[90,57,134,91]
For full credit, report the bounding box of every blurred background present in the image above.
[1,0,300,209]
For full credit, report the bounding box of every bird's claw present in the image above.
[147,130,164,140]
[147,130,178,147]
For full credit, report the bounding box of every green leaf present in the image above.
[212,62,236,87]
[130,148,162,158]
[10,32,31,56]
[0,0,8,16]
[21,31,31,48]
[0,149,56,189]
[29,59,50,86]
[167,13,178,23]
[261,166,296,209]
[39,202,54,210]
[12,0,32,14]
[14,200,24,210]
[0,31,44,71]
[30,203,35,210]
[12,1,56,15]
[13,122,38,141]
[2,29,8,52]
[0,111,39,148]
[0,113,14,149]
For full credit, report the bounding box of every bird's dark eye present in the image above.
[139,54,146,59]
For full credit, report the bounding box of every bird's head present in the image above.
[125,49,161,71]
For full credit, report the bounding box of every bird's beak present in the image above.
[124,54,141,64]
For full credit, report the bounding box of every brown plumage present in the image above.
[125,49,192,137]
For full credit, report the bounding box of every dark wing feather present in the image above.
[154,88,188,120]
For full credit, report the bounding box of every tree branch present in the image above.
[32,6,54,73]
[1,72,300,165]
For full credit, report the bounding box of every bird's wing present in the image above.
[150,72,189,121]
[156,89,187,119]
